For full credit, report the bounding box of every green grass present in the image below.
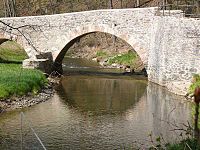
[0,64,47,99]
[108,50,137,66]
[165,138,200,150]
[189,74,200,94]
[0,41,47,99]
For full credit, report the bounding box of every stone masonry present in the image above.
[0,7,200,95]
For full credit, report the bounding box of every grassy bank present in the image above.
[0,64,47,99]
[0,41,47,99]
[108,50,137,67]
[96,50,140,69]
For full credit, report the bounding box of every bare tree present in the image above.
[0,20,39,52]
[137,0,140,7]
[3,0,17,17]
[196,0,200,16]
[120,0,123,8]
[109,0,113,9]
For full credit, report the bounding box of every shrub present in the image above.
[189,74,200,94]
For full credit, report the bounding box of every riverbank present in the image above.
[67,49,145,73]
[0,63,48,98]
[0,41,56,113]
[0,78,56,113]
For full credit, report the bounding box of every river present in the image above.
[0,58,191,149]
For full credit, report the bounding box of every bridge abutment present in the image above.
[23,59,52,74]
[23,52,54,74]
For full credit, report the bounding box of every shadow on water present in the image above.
[63,69,147,77]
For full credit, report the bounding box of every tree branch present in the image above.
[0,20,38,52]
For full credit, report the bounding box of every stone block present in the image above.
[23,59,52,74]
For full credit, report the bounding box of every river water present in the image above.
[0,58,191,149]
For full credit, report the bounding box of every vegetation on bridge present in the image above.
[189,74,200,94]
[0,41,47,99]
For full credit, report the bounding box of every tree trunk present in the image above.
[109,0,113,9]
[120,0,123,8]
[137,0,140,7]
[197,0,200,16]
[3,0,7,17]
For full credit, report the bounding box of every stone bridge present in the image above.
[0,7,200,95]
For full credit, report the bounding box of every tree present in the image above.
[3,0,17,17]
[137,0,140,7]
[109,0,113,9]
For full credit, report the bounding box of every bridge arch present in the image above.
[53,24,148,72]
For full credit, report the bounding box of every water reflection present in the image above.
[0,76,191,149]
[147,82,191,142]
[58,76,147,113]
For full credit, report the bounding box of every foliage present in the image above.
[148,135,200,150]
[0,0,153,17]
[189,74,200,94]
[190,102,200,129]
[166,138,200,150]
[147,122,200,150]
[2,0,199,17]
[0,64,47,99]
[108,50,137,66]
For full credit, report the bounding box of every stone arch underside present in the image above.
[53,25,148,68]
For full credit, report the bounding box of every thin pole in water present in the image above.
[20,112,23,150]
[21,112,47,150]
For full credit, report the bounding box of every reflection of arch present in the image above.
[53,24,147,65]
[57,76,147,113]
